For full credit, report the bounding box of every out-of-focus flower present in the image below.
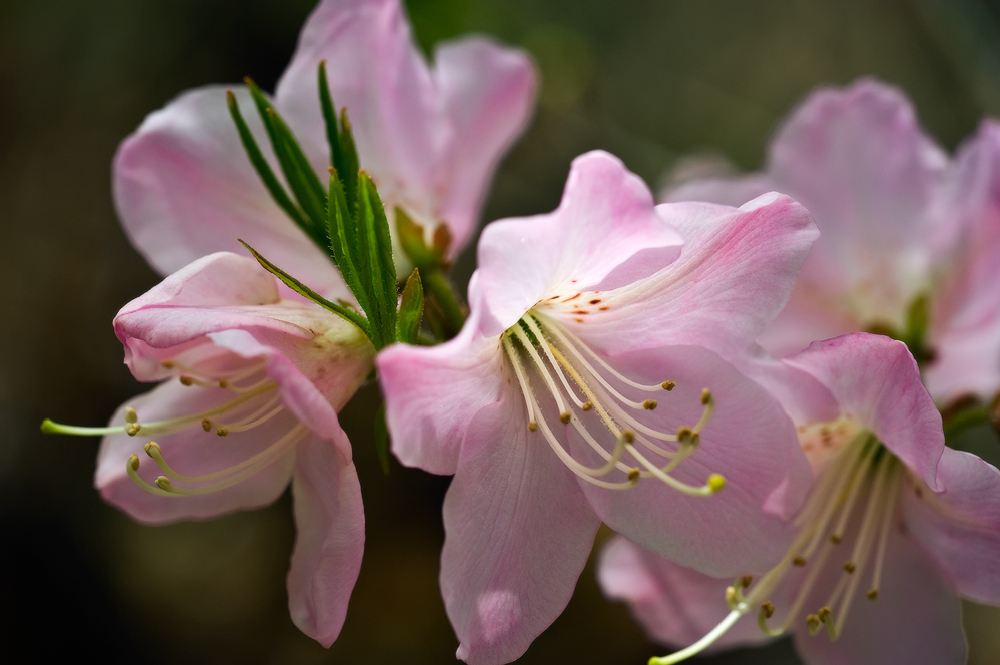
[377,150,818,664]
[664,78,1000,404]
[114,0,536,288]
[601,333,1000,665]
[46,253,373,646]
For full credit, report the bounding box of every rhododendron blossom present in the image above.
[664,78,1000,404]
[601,334,1000,665]
[45,253,373,646]
[377,150,819,664]
[114,0,536,288]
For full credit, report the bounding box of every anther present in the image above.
[581,401,593,411]
[155,476,172,490]
[179,376,194,386]
[128,454,140,472]
[867,589,878,601]
[741,575,753,589]
[559,411,572,424]
[621,430,635,444]
[830,534,842,544]
[760,602,775,619]
[219,379,229,389]
[701,388,712,405]
[143,441,161,457]
[161,360,176,369]
[528,421,538,432]
[125,407,138,424]
[662,380,676,391]
[202,419,212,432]
[126,424,141,437]
[725,586,738,608]
[627,468,640,482]
[843,562,856,574]
[707,474,726,493]
[793,556,807,567]
[642,399,657,410]
[817,607,836,640]
[216,427,229,437]
[806,614,821,635]
[677,427,693,443]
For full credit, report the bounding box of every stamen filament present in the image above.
[512,326,571,420]
[502,337,538,430]
[648,609,744,665]
[522,315,589,408]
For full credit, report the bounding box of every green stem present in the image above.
[422,269,466,338]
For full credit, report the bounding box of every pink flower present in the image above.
[376,150,819,664]
[88,252,373,647]
[600,333,1000,665]
[114,0,536,288]
[664,78,1000,403]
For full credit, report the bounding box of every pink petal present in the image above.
[793,527,965,665]
[376,291,504,475]
[785,334,944,489]
[902,447,1000,605]
[768,79,948,315]
[433,38,537,254]
[662,173,774,208]
[287,433,365,647]
[570,344,809,576]
[925,120,1000,401]
[95,381,297,524]
[574,192,817,358]
[475,151,684,336]
[113,87,345,297]
[734,344,841,428]
[598,536,776,652]
[441,385,601,665]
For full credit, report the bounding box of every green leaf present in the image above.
[244,77,328,231]
[374,401,391,476]
[357,173,398,349]
[325,170,368,313]
[339,110,361,218]
[397,269,424,344]
[226,90,310,232]
[239,239,372,341]
[318,60,347,186]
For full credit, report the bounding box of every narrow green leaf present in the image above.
[244,78,328,231]
[239,239,372,341]
[317,60,347,181]
[226,90,310,231]
[374,402,391,476]
[339,110,361,218]
[358,173,398,349]
[326,170,369,315]
[397,269,424,344]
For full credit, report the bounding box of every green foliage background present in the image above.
[2,0,1000,662]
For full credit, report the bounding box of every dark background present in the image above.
[3,0,1000,662]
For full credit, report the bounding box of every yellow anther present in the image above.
[741,575,753,589]
[806,614,821,635]
[830,534,842,544]
[725,586,737,607]
[216,427,229,437]
[179,376,194,386]
[219,379,229,388]
[843,562,856,574]
[155,476,172,490]
[867,588,878,601]
[662,380,676,391]
[128,454,140,472]
[676,427,693,443]
[161,360,175,369]
[627,468,640,482]
[818,606,837,640]
[793,556,807,567]
[126,424,141,437]
[701,388,712,405]
[621,430,635,444]
[125,407,138,424]
[202,419,212,432]
[707,474,726,493]
[559,411,572,424]
[642,399,657,410]
[528,421,538,432]
[143,441,161,457]
[581,401,593,411]
[760,602,775,619]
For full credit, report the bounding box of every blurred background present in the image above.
[3,0,1000,662]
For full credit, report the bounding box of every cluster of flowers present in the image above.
[43,1,1000,663]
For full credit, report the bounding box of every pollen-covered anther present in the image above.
[179,375,194,386]
[621,430,635,444]
[155,476,173,491]
[218,379,230,389]
[581,401,593,411]
[830,534,842,544]
[662,380,676,391]
[202,419,212,432]
[627,468,640,482]
[806,613,821,636]
[793,556,807,567]
[741,575,753,589]
[161,360,176,369]
[701,388,712,405]
[559,411,572,424]
[128,454,140,472]
[677,427,693,443]
[642,399,657,410]
[528,421,538,432]
[843,562,856,574]
[216,427,229,437]
[143,441,161,457]
[760,601,775,620]
[707,474,726,493]
[126,423,141,437]
[867,588,878,601]
[125,407,138,424]
[725,586,738,608]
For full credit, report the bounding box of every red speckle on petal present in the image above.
[571,310,589,315]
[599,306,610,311]
[589,299,601,304]
[574,318,584,323]
[564,293,581,302]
